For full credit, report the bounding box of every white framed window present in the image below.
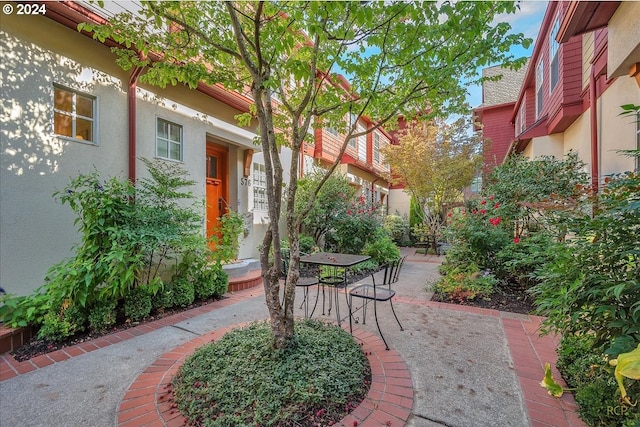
[373,133,381,163]
[326,127,338,136]
[156,118,183,161]
[536,60,544,117]
[549,16,560,92]
[348,113,357,148]
[518,99,526,135]
[53,84,96,143]
[252,162,267,211]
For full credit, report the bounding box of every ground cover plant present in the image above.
[171,319,370,427]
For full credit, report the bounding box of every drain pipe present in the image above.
[128,65,145,183]
[589,65,599,195]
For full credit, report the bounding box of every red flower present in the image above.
[480,200,487,205]
[513,237,520,243]
[479,209,487,215]
[447,212,452,217]
[489,195,494,200]
[489,217,502,226]
[494,203,500,209]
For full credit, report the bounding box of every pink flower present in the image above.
[513,237,520,243]
[480,200,487,205]
[494,203,500,209]
[479,209,487,215]
[489,195,494,200]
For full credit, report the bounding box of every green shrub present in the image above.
[37,313,74,342]
[172,320,370,427]
[493,232,556,288]
[194,264,228,300]
[298,234,316,254]
[531,170,640,355]
[433,264,497,302]
[384,214,408,244]
[124,286,152,322]
[171,279,195,308]
[330,196,382,254]
[0,159,207,331]
[87,300,118,333]
[555,334,640,427]
[151,284,173,311]
[363,235,400,265]
[349,259,379,276]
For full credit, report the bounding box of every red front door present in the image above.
[206,144,228,249]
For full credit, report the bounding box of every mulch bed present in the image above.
[430,283,536,315]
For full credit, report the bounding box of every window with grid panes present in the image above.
[374,133,381,163]
[252,163,267,211]
[53,85,96,143]
[536,60,544,117]
[549,16,560,91]
[156,118,182,161]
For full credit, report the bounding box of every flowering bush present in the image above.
[444,199,510,271]
[327,195,383,254]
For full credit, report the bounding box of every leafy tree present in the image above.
[295,170,355,248]
[381,118,484,217]
[82,1,529,348]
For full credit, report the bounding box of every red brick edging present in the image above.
[117,322,414,427]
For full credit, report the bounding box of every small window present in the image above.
[156,118,183,161]
[252,163,267,211]
[536,60,544,117]
[53,85,96,143]
[549,16,560,91]
[373,133,381,163]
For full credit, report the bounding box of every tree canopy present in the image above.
[83,1,530,347]
[382,118,484,216]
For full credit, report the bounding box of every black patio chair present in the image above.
[281,249,320,318]
[348,256,406,350]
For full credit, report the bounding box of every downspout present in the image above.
[128,65,145,183]
[589,65,599,194]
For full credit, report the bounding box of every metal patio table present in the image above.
[299,252,371,324]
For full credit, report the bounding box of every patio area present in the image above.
[0,248,584,427]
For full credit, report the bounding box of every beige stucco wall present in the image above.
[388,189,411,218]
[598,77,639,176]
[1,14,261,296]
[527,134,564,159]
[608,2,640,78]
[562,109,591,165]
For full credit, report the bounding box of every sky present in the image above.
[466,1,548,109]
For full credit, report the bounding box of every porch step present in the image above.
[227,268,263,292]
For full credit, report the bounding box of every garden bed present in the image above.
[430,283,536,315]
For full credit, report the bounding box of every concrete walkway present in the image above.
[0,248,585,427]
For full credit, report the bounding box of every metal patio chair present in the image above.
[348,256,406,350]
